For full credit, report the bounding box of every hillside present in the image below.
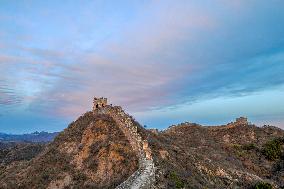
[0,99,283,188]
[0,142,45,164]
[149,120,284,188]
[0,111,139,188]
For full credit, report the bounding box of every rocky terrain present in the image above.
[0,100,283,188]
[149,121,284,188]
[0,111,138,188]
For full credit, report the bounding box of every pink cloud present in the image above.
[11,3,229,118]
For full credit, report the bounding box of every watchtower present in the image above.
[235,117,248,125]
[93,97,107,111]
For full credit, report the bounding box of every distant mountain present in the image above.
[0,131,59,143]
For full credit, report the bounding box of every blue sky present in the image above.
[0,0,284,133]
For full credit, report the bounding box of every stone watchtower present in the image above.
[93,97,107,111]
[235,117,248,125]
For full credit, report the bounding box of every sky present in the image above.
[0,0,284,133]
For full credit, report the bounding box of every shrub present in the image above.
[169,171,185,189]
[232,144,242,150]
[243,143,257,150]
[262,138,283,160]
[232,143,257,158]
[72,172,87,182]
[253,181,273,189]
[273,160,284,172]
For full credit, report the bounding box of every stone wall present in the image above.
[94,105,156,189]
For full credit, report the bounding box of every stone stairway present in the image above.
[116,159,155,189]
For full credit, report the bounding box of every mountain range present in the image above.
[0,131,59,143]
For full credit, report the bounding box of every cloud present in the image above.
[174,50,284,103]
[0,80,22,106]
[1,0,284,126]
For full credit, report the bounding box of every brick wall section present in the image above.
[94,105,156,189]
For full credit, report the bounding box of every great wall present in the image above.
[93,97,156,189]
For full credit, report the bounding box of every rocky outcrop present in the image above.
[94,105,156,189]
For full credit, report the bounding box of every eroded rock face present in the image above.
[159,150,169,159]
[47,173,72,189]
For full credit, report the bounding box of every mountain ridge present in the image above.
[0,99,283,188]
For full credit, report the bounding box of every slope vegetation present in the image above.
[149,122,284,188]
